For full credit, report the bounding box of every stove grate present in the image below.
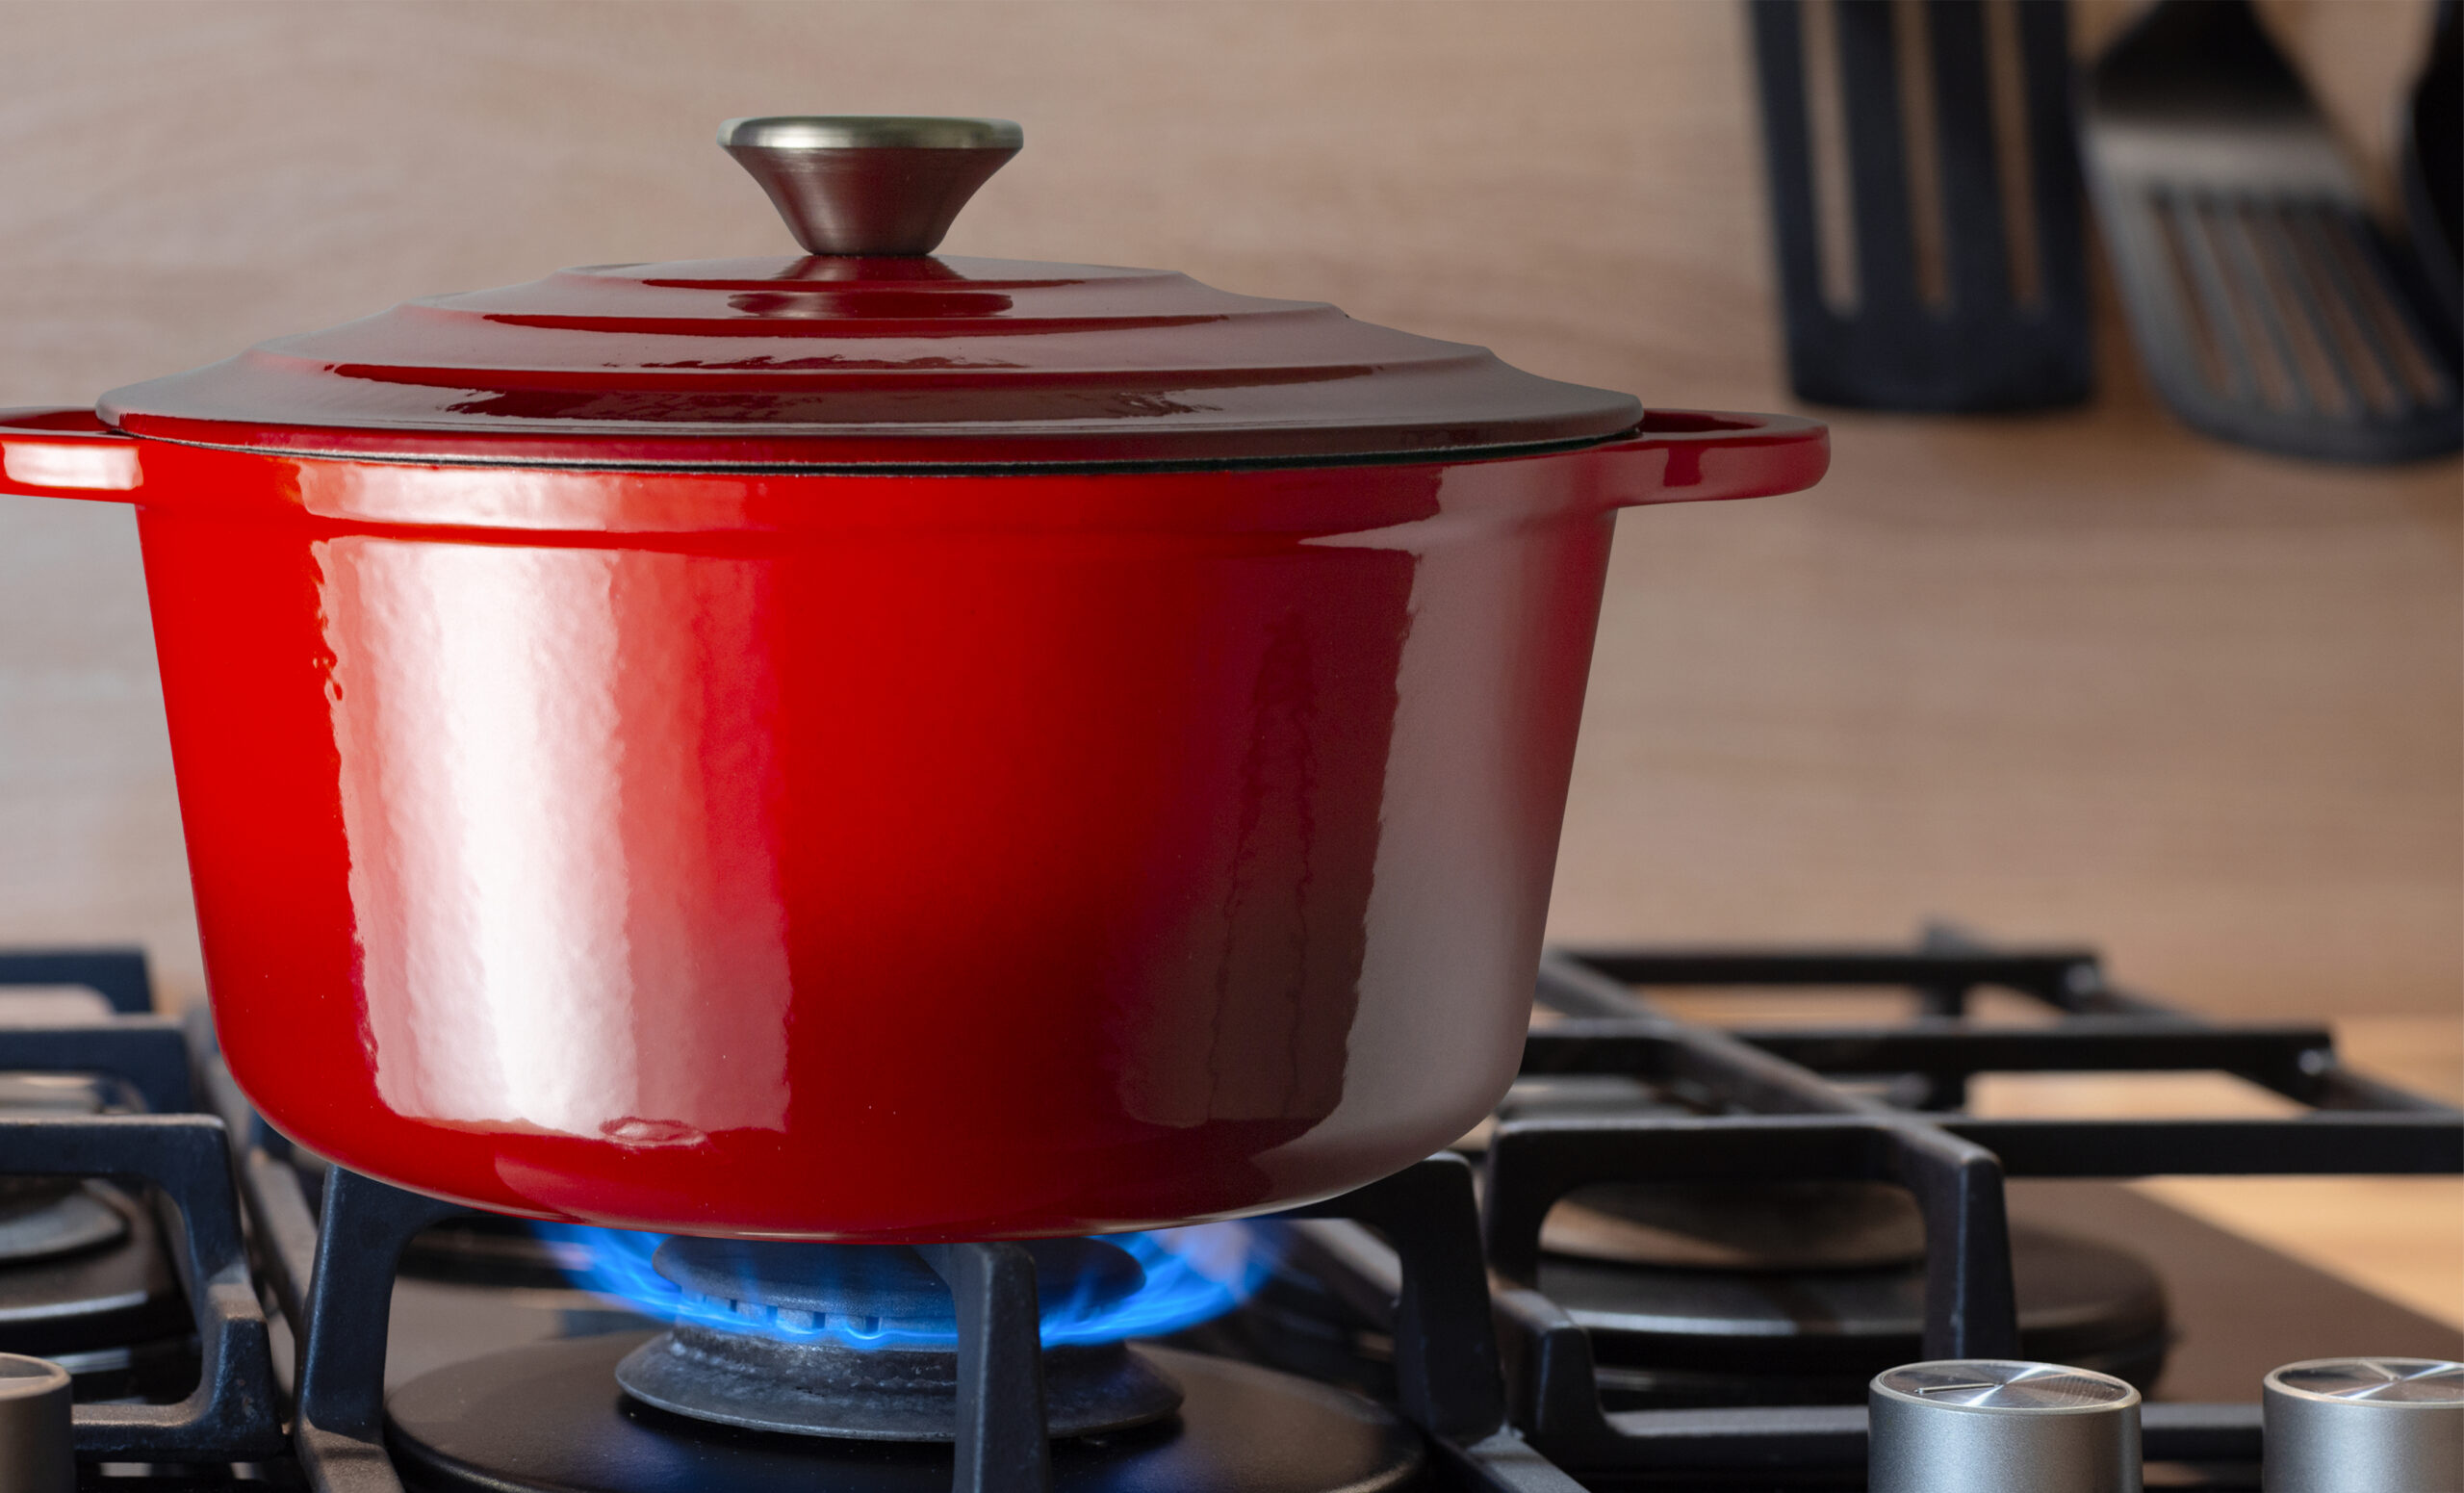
[1476,926,2463,1481]
[2,926,2454,1493]
[0,1011,282,1462]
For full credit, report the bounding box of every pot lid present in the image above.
[99,117,1642,469]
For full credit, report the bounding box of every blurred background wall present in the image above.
[0,0,2453,1019]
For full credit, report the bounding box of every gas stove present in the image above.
[0,931,2455,1492]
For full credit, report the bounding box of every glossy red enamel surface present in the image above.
[0,411,1823,1239]
[99,255,1642,466]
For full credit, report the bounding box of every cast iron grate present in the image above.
[0,951,283,1468]
[10,932,2460,1493]
[1483,924,2463,1484]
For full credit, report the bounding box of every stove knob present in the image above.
[1870,1359,2143,1493]
[0,1355,71,1493]
[2263,1357,2464,1492]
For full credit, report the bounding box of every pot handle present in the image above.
[0,407,141,500]
[1592,408,1829,506]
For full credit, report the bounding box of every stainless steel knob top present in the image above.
[0,1355,73,1493]
[2263,1358,2464,1493]
[1870,1360,2143,1493]
[719,116,1023,256]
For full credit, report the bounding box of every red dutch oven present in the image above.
[0,119,1824,1240]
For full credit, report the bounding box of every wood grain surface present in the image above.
[0,1,2452,1038]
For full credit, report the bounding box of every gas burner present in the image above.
[0,1073,135,1268]
[387,1333,1425,1493]
[0,1067,191,1400]
[612,1238,1182,1441]
[1537,1218,2169,1407]
[1215,1185,2169,1412]
[0,1180,193,1399]
[0,1179,126,1265]
[1541,1179,1926,1271]
[0,1072,127,1115]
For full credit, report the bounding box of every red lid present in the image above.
[99,117,1640,469]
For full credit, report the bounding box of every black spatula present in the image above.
[2082,0,2461,462]
[1749,0,2092,412]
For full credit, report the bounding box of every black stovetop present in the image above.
[0,928,2455,1493]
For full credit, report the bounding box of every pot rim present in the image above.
[113,420,1637,478]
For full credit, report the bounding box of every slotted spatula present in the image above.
[2082,0,2462,462]
[1749,0,2092,412]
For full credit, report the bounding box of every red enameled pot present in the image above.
[0,119,1824,1240]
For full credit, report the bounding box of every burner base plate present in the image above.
[387,1333,1425,1493]
[1536,1220,2171,1406]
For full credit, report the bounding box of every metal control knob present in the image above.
[0,1355,72,1493]
[1871,1360,2143,1493]
[719,116,1023,256]
[2263,1357,2464,1492]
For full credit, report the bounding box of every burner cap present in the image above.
[0,1078,129,1269]
[1542,1181,1928,1271]
[652,1236,1142,1331]
[616,1330,1183,1442]
[0,1183,125,1267]
[0,1075,116,1115]
[617,1238,1178,1440]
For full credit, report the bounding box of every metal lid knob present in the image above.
[2263,1358,2464,1493]
[0,1355,73,1493]
[1870,1361,2143,1493]
[719,116,1023,257]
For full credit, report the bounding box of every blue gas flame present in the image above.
[529,1221,1273,1351]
